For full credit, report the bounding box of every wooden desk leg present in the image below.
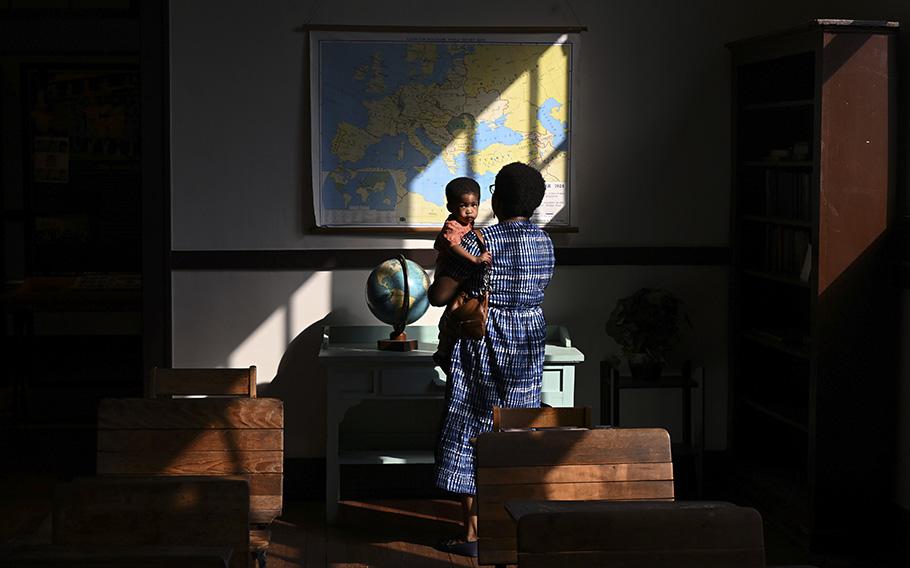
[611,370,620,427]
[683,386,692,448]
[682,361,693,447]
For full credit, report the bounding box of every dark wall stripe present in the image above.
[170,247,730,270]
[171,249,438,270]
[556,247,730,266]
[299,24,588,34]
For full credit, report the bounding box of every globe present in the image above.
[366,257,430,329]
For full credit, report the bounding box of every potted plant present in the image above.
[605,288,689,380]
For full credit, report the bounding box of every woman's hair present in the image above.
[445,177,481,204]
[493,162,546,218]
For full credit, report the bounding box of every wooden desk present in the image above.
[477,428,674,565]
[8,545,234,568]
[318,324,584,523]
[600,362,698,436]
[505,500,765,568]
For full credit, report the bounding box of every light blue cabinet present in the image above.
[318,324,584,523]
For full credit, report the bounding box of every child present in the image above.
[433,177,492,371]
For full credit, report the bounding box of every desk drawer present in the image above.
[334,371,375,394]
[379,368,445,396]
[542,368,563,393]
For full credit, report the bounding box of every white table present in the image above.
[318,324,585,523]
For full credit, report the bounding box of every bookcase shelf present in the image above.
[728,21,897,546]
[741,269,810,288]
[742,99,814,111]
[741,329,809,359]
[741,160,814,168]
[740,397,809,434]
[741,215,812,229]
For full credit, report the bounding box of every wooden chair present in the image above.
[97,366,282,568]
[507,500,765,567]
[475,425,674,566]
[146,366,257,398]
[492,406,592,431]
[15,476,250,568]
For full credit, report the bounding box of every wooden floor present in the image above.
[3,470,906,567]
[1,475,485,568]
[268,500,482,568]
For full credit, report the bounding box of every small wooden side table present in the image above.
[600,360,705,496]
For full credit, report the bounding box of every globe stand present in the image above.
[378,329,418,352]
[377,254,419,352]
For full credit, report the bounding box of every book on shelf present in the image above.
[799,244,812,283]
[762,170,810,220]
[745,327,810,349]
[758,225,811,278]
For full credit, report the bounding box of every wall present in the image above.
[168,0,827,459]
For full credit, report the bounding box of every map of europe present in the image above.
[313,34,573,227]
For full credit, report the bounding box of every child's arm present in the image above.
[449,243,492,266]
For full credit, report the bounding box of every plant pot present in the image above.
[627,355,663,380]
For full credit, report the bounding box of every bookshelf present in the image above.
[2,63,143,440]
[728,20,898,546]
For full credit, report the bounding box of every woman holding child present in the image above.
[428,162,555,557]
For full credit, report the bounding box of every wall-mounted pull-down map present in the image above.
[310,30,577,229]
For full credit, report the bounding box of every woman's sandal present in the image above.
[436,538,478,557]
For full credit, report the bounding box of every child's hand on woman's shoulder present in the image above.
[477,251,493,266]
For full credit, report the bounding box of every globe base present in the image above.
[377,331,418,352]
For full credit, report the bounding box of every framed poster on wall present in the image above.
[309,27,579,230]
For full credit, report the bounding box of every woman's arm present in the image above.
[428,274,462,306]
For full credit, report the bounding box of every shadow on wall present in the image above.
[259,315,329,459]
[171,268,446,458]
[171,271,331,457]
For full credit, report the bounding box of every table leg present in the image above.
[611,370,620,427]
[325,394,341,524]
[326,395,361,524]
[683,385,692,448]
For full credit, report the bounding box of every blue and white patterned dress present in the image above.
[434,220,555,495]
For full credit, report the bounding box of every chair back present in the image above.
[97,390,284,525]
[147,366,257,398]
[492,406,592,430]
